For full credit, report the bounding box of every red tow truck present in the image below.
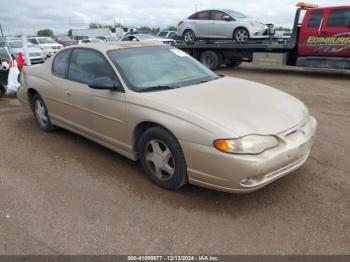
[175,2,350,70]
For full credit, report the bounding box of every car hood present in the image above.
[238,18,266,25]
[11,47,42,53]
[40,43,60,47]
[143,77,307,137]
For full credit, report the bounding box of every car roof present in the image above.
[64,41,163,52]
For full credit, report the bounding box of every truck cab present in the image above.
[298,5,350,58]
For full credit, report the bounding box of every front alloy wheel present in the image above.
[234,28,249,42]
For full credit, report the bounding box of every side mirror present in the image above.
[88,77,122,91]
[223,15,231,21]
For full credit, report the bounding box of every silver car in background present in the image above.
[5,40,46,63]
[178,9,273,44]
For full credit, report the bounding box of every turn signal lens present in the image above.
[214,135,279,155]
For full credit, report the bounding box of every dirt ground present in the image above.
[0,64,349,255]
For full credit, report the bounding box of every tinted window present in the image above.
[211,11,226,21]
[308,10,324,28]
[189,11,210,20]
[327,8,350,27]
[28,39,39,45]
[197,11,210,20]
[68,49,116,84]
[52,50,70,77]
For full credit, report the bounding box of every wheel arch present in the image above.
[27,88,40,111]
[132,121,178,157]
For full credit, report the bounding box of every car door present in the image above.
[65,48,127,149]
[47,49,75,123]
[298,9,326,56]
[324,7,350,57]
[210,10,235,39]
[191,10,211,38]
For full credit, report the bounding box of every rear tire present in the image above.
[0,85,5,98]
[226,59,242,68]
[139,126,188,190]
[31,93,57,132]
[200,50,222,70]
[183,29,196,44]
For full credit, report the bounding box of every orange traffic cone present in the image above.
[17,52,25,71]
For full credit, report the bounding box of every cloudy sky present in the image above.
[0,0,349,35]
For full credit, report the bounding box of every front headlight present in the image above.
[248,21,264,27]
[214,135,279,155]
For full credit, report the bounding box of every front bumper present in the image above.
[180,116,317,193]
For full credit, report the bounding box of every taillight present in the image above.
[178,21,184,27]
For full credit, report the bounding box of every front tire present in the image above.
[139,127,188,190]
[233,28,250,42]
[183,29,196,44]
[31,93,57,132]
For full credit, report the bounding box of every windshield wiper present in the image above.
[141,85,179,92]
[196,76,221,85]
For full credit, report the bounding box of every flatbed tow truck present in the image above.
[175,2,350,70]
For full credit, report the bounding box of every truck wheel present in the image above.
[226,60,242,68]
[233,28,250,42]
[200,50,222,70]
[183,30,196,44]
[0,85,5,98]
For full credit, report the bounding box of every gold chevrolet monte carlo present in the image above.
[17,42,317,193]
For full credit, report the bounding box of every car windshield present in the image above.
[90,38,103,43]
[58,36,71,40]
[136,34,156,40]
[8,41,23,48]
[223,9,247,18]
[105,37,118,42]
[38,38,56,44]
[158,32,168,37]
[108,46,218,92]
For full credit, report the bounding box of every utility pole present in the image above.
[0,24,4,37]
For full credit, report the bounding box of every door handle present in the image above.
[64,90,72,96]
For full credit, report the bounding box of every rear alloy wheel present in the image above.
[183,29,196,44]
[200,50,222,70]
[139,127,188,190]
[32,93,57,132]
[234,28,250,42]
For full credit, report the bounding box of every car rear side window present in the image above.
[192,11,209,20]
[52,50,70,77]
[307,10,324,28]
[68,49,116,84]
[327,8,350,27]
